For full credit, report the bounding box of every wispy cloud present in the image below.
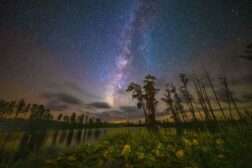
[87,102,112,109]
[41,92,83,111]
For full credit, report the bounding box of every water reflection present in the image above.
[12,131,47,163]
[52,130,59,145]
[66,129,74,146]
[83,129,87,142]
[59,130,67,145]
[0,128,102,167]
[76,129,82,144]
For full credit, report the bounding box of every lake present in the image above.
[0,128,111,167]
[0,127,180,167]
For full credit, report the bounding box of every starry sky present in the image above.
[0,0,251,121]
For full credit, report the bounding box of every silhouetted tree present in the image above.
[7,101,16,118]
[173,86,189,122]
[161,84,180,123]
[0,100,11,119]
[88,117,94,124]
[0,99,53,121]
[70,112,76,124]
[23,104,31,119]
[85,115,88,124]
[179,73,197,121]
[63,115,70,123]
[57,114,63,122]
[44,108,52,120]
[95,118,101,124]
[0,100,6,119]
[30,104,38,120]
[37,105,45,120]
[143,74,159,125]
[127,74,159,126]
[138,120,142,125]
[77,114,85,124]
[126,82,147,124]
[15,99,25,118]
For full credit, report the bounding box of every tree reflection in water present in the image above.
[0,128,103,167]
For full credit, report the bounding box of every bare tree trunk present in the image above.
[203,67,227,120]
[176,104,186,123]
[223,78,242,119]
[181,83,197,121]
[224,81,233,119]
[192,74,211,121]
[15,112,19,119]
[192,97,204,121]
[166,87,180,123]
[142,104,149,126]
[142,102,149,126]
[150,104,156,125]
[0,113,3,120]
[147,106,152,125]
[187,90,197,121]
[201,82,217,121]
[180,110,186,123]
[181,106,189,122]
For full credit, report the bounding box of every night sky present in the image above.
[0,0,251,121]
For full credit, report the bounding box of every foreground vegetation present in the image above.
[41,122,251,168]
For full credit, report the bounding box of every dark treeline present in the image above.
[0,99,106,131]
[0,99,53,120]
[127,70,251,128]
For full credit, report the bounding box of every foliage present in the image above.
[43,124,252,168]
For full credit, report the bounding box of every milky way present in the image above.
[106,0,159,107]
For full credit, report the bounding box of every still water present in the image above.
[0,127,178,167]
[0,128,109,167]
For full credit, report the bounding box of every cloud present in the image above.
[42,93,83,105]
[47,81,102,100]
[216,89,237,103]
[87,102,111,109]
[120,106,138,112]
[41,92,84,111]
[216,89,243,103]
[47,101,69,111]
[96,107,168,121]
[95,106,142,120]
[96,110,124,120]
[226,75,252,86]
[65,82,102,99]
[119,106,142,118]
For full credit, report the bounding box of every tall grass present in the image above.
[43,122,252,168]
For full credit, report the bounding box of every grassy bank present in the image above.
[40,123,251,168]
